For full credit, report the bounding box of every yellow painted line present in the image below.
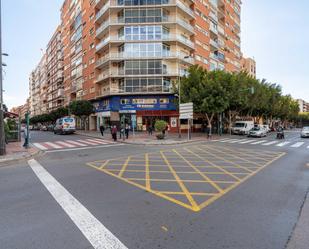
[99,160,110,169]
[159,191,216,196]
[105,169,249,175]
[145,153,151,190]
[184,148,242,182]
[86,162,197,212]
[198,152,286,210]
[200,146,258,172]
[125,177,236,184]
[173,149,224,194]
[118,156,131,177]
[160,151,200,211]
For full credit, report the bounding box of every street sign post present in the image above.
[179,103,193,140]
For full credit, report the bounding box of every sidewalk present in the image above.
[76,130,221,145]
[0,141,39,166]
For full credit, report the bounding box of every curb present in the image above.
[76,132,210,145]
[0,148,42,168]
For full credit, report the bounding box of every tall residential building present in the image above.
[29,54,47,116]
[297,99,309,113]
[61,0,96,128]
[241,56,256,78]
[46,26,65,112]
[29,0,242,131]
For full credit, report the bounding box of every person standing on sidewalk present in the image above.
[99,124,105,136]
[125,124,130,139]
[111,125,117,142]
[148,125,153,135]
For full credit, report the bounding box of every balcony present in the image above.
[96,51,194,68]
[218,25,225,35]
[210,39,219,50]
[209,12,218,23]
[209,24,218,35]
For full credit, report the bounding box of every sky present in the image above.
[2,0,309,109]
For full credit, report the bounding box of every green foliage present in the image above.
[29,107,69,125]
[154,120,167,133]
[178,66,300,129]
[69,100,94,119]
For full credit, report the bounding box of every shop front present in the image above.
[93,94,179,131]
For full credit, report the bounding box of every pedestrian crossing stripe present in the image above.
[291,142,304,148]
[213,138,309,149]
[33,139,113,151]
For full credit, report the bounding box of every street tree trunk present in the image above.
[205,113,215,137]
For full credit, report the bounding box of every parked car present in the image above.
[47,124,55,131]
[232,121,255,135]
[54,117,76,135]
[41,125,48,131]
[248,127,267,138]
[262,124,271,133]
[301,126,309,138]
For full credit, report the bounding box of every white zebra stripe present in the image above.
[251,140,267,145]
[65,140,88,146]
[276,141,290,147]
[77,140,99,145]
[44,142,63,149]
[262,141,278,146]
[33,143,48,150]
[291,142,304,148]
[55,141,76,148]
[85,139,109,144]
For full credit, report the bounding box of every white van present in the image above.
[54,117,76,135]
[232,121,255,135]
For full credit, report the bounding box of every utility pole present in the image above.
[0,0,6,155]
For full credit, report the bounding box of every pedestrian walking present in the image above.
[99,124,105,136]
[148,125,153,135]
[111,125,117,142]
[125,124,129,139]
[120,127,125,141]
[23,127,29,147]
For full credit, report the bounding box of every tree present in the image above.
[69,100,94,130]
[180,66,229,135]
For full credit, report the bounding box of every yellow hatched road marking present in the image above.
[173,149,224,194]
[125,177,237,184]
[160,151,199,211]
[99,160,110,169]
[118,156,131,177]
[145,153,151,190]
[199,146,258,171]
[184,148,242,182]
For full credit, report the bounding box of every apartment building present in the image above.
[297,99,309,113]
[241,56,256,78]
[10,98,30,119]
[46,26,65,112]
[29,54,47,116]
[29,0,242,131]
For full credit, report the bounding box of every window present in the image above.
[89,27,94,35]
[160,98,169,103]
[120,77,168,93]
[123,25,168,41]
[120,99,130,104]
[90,43,94,49]
[125,60,162,75]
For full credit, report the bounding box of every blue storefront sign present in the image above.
[93,95,176,113]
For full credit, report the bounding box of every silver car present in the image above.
[248,127,267,138]
[301,127,309,138]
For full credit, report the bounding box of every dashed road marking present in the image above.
[33,143,48,150]
[262,141,278,146]
[250,140,267,145]
[291,142,304,148]
[45,142,63,149]
[276,141,290,147]
[55,141,77,148]
[28,159,128,249]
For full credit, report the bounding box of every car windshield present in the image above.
[252,127,260,131]
[235,123,245,127]
[64,118,73,123]
[303,127,309,131]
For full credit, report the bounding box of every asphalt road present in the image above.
[1,130,309,249]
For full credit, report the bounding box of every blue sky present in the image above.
[2,0,309,109]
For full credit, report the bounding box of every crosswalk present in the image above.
[214,138,309,149]
[33,138,114,151]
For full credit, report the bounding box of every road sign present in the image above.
[179,102,193,119]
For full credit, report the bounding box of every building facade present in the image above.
[29,54,47,116]
[29,0,242,131]
[241,56,256,78]
[297,99,309,113]
[46,26,65,112]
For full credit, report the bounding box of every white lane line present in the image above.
[28,159,128,249]
[251,140,268,145]
[33,143,48,150]
[77,140,99,145]
[276,141,290,147]
[65,140,88,146]
[229,139,245,143]
[45,144,125,153]
[86,139,109,144]
[238,140,252,144]
[262,141,278,146]
[55,141,76,148]
[291,142,305,148]
[45,142,63,149]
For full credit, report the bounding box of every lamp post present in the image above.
[0,0,6,155]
